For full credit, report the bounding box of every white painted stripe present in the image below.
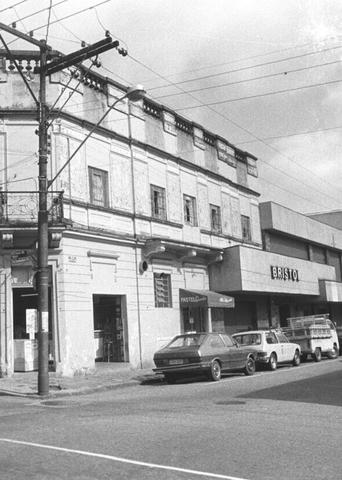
[0,438,249,480]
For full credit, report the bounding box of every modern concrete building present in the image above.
[210,201,342,333]
[0,51,261,376]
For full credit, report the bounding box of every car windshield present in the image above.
[167,334,206,348]
[234,333,261,346]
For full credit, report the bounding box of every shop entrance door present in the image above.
[12,287,53,371]
[93,295,127,362]
[182,307,206,333]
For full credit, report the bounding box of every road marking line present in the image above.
[0,438,250,480]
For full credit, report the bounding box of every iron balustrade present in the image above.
[0,191,64,225]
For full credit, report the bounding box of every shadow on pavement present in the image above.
[240,368,342,407]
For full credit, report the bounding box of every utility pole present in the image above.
[37,40,50,395]
[0,23,124,395]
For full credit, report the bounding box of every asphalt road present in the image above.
[0,358,342,480]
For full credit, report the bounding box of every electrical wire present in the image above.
[47,61,97,128]
[45,0,53,43]
[5,0,112,46]
[175,77,342,111]
[236,124,342,146]
[6,0,69,28]
[257,175,335,212]
[50,7,86,45]
[149,44,342,90]
[148,38,340,82]
[127,55,342,209]
[28,0,112,35]
[0,0,28,14]
[155,58,342,100]
[3,4,340,209]
[12,5,28,33]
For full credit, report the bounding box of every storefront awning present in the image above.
[179,289,235,309]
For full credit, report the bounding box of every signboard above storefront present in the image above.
[179,289,235,308]
[271,265,299,282]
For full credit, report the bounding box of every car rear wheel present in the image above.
[292,349,300,366]
[244,355,256,376]
[312,347,322,362]
[268,353,277,371]
[208,360,221,381]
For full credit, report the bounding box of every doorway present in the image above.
[12,287,53,371]
[182,306,206,332]
[93,294,127,362]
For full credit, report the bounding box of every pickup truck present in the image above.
[282,314,339,362]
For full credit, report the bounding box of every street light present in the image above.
[0,21,144,395]
[37,83,146,395]
[48,84,146,188]
[125,85,146,102]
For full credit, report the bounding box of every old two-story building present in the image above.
[0,51,261,376]
[210,202,342,334]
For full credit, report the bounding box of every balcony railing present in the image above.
[0,191,64,225]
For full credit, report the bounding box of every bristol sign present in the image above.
[270,265,299,282]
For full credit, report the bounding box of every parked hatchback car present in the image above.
[153,332,256,383]
[232,329,301,371]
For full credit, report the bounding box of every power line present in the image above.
[127,55,342,209]
[45,0,53,43]
[149,44,342,91]
[236,124,342,145]
[0,0,28,14]
[147,38,339,83]
[175,77,342,111]
[29,0,112,35]
[6,0,112,44]
[50,7,85,44]
[155,58,342,100]
[7,0,69,28]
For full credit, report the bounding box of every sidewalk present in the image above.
[0,363,159,398]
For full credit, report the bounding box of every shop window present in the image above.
[328,250,342,282]
[241,215,252,242]
[89,167,109,207]
[154,273,172,308]
[210,204,222,234]
[311,245,326,264]
[151,185,167,220]
[183,194,197,226]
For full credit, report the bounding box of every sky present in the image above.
[2,0,342,214]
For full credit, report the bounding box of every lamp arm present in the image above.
[48,92,128,189]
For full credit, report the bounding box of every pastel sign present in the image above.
[270,265,299,282]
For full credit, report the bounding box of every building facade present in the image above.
[210,201,342,334]
[0,52,261,376]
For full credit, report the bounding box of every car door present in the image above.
[265,331,283,361]
[206,334,232,370]
[275,331,293,361]
[221,334,246,370]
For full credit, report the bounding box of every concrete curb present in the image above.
[0,374,162,399]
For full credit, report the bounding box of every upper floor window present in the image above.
[183,195,197,226]
[89,167,109,207]
[151,185,167,220]
[154,273,172,308]
[241,215,252,242]
[247,157,258,177]
[210,204,222,233]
